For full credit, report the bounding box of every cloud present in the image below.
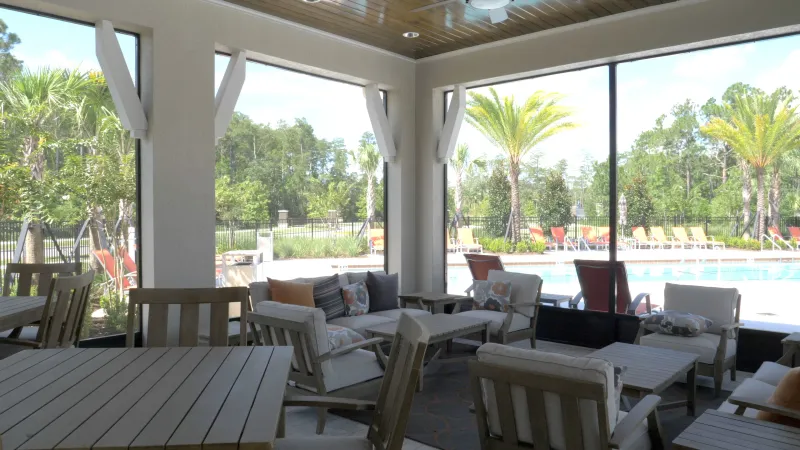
[756,49,800,95]
[17,49,100,73]
[672,44,755,80]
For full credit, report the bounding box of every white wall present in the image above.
[413,0,800,292]
[3,0,417,294]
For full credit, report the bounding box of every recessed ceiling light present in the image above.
[303,0,321,3]
[403,32,420,38]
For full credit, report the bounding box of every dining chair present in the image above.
[1,270,95,349]
[275,313,430,450]
[126,287,248,347]
[1,262,81,340]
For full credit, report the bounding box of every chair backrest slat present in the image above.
[526,387,550,449]
[494,381,519,445]
[38,270,94,349]
[3,263,81,296]
[128,287,248,347]
[560,395,584,450]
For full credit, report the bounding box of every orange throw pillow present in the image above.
[268,278,315,308]
[757,367,800,427]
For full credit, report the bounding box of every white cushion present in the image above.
[298,348,384,393]
[487,270,542,317]
[639,332,735,365]
[718,378,776,417]
[370,308,431,321]
[614,411,652,450]
[328,314,395,336]
[255,301,331,374]
[476,343,617,450]
[663,283,738,335]
[458,310,529,334]
[753,361,790,386]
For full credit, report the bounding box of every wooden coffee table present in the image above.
[589,342,699,416]
[366,314,490,390]
[673,409,800,449]
[398,292,471,314]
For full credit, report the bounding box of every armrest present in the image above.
[319,337,383,361]
[609,395,661,449]
[721,322,744,339]
[628,293,651,315]
[728,394,800,421]
[569,292,583,309]
[283,396,376,411]
[0,338,40,348]
[509,302,540,318]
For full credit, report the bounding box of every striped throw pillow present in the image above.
[313,274,346,320]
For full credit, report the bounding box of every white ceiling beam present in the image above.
[95,20,147,139]
[437,85,466,164]
[215,50,247,143]
[364,84,396,163]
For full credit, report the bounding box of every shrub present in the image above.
[719,236,762,251]
[273,237,368,259]
[481,238,546,254]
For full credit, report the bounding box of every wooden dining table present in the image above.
[0,296,47,332]
[0,346,293,450]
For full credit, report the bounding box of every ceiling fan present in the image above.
[410,0,516,24]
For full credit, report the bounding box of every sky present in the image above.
[3,6,800,180]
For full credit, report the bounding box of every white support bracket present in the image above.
[364,84,397,163]
[437,85,466,164]
[215,50,247,143]
[95,20,147,139]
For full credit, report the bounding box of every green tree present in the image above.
[625,176,655,227]
[0,19,21,82]
[702,91,800,239]
[466,88,577,242]
[449,143,484,221]
[350,132,382,222]
[482,165,511,237]
[537,171,572,229]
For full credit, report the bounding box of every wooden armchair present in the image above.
[470,343,664,450]
[276,314,430,450]
[248,301,386,434]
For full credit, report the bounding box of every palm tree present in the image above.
[466,88,577,242]
[350,132,382,223]
[702,92,800,239]
[0,68,88,264]
[450,143,484,224]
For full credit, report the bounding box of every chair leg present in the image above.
[730,358,737,382]
[714,366,723,398]
[529,336,536,349]
[316,408,327,434]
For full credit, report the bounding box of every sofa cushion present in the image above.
[663,283,738,335]
[312,274,346,320]
[255,300,330,375]
[297,348,384,393]
[476,343,618,450]
[326,325,365,351]
[366,272,398,312]
[370,308,431,321]
[268,278,315,308]
[342,281,370,317]
[487,270,542,317]
[719,378,776,417]
[757,367,800,427]
[754,361,791,386]
[458,309,529,334]
[328,314,395,336]
[642,310,713,337]
[472,280,512,313]
[639,332,735,365]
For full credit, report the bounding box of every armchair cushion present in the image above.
[341,281,369,317]
[328,314,395,336]
[663,283,738,335]
[757,367,800,427]
[476,343,618,449]
[366,272,399,312]
[326,325,365,351]
[639,332,735,365]
[458,310,529,334]
[754,361,791,386]
[297,348,384,393]
[487,270,542,317]
[642,310,712,337]
[472,280,512,312]
[718,378,776,417]
[255,300,330,373]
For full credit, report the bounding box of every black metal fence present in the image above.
[215,218,386,252]
[0,221,94,269]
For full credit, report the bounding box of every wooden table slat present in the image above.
[19,348,171,450]
[240,347,293,450]
[91,347,206,450]
[0,347,43,372]
[0,350,82,398]
[204,347,274,449]
[673,410,800,450]
[0,296,47,333]
[130,347,234,449]
[0,350,72,384]
[166,347,252,449]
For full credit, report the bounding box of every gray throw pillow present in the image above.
[366,271,399,312]
[642,310,713,337]
[312,274,346,320]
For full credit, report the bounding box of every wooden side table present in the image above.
[398,292,472,314]
[781,332,800,367]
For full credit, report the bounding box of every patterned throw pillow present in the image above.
[642,310,713,337]
[342,281,369,317]
[326,325,365,351]
[312,274,346,321]
[472,280,512,312]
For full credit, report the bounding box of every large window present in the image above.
[0,8,139,338]
[447,34,800,332]
[214,56,386,285]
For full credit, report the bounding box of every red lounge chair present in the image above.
[580,226,608,250]
[790,226,800,241]
[550,227,577,251]
[529,227,556,251]
[93,249,137,291]
[570,259,654,315]
[767,226,797,250]
[464,253,504,281]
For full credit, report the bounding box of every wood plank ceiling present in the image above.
[222,0,678,59]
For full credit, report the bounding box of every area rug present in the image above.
[334,355,727,450]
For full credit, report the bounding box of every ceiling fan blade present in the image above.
[410,0,460,13]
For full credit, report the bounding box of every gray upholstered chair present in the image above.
[470,343,664,450]
[635,283,741,397]
[275,313,430,450]
[457,270,542,348]
[248,300,385,434]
